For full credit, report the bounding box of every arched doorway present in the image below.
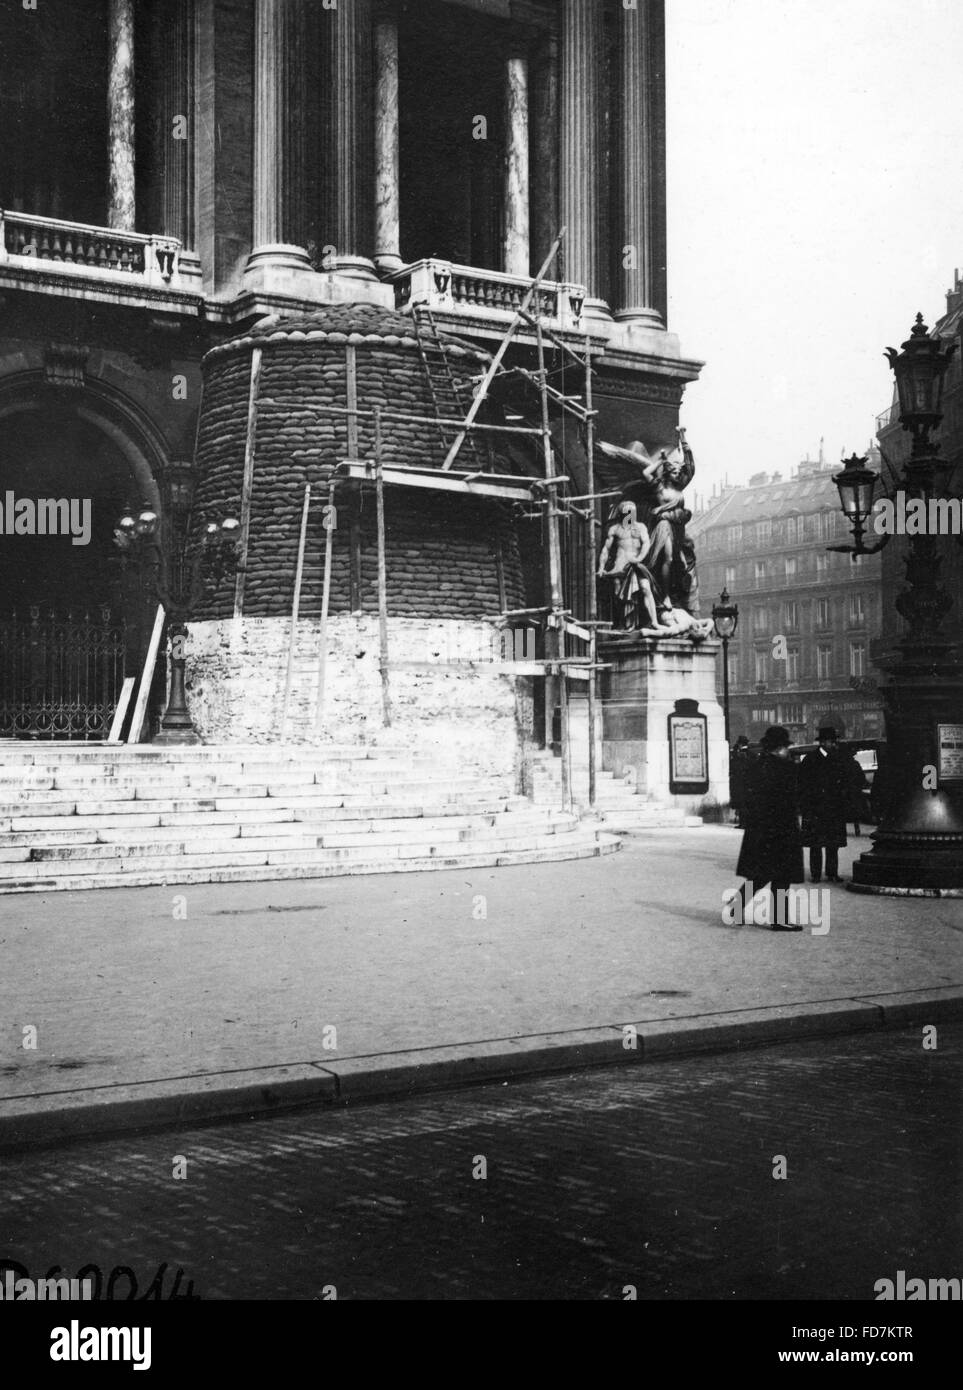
[0,397,157,739]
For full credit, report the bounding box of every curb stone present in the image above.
[1,989,960,1151]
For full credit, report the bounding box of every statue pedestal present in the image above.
[598,633,729,814]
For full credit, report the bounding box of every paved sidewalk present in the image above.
[1,826,961,1147]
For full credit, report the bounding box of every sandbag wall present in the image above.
[185,303,533,763]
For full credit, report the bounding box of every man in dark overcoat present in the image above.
[736,725,805,930]
[799,726,849,882]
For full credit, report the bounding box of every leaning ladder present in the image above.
[412,305,487,471]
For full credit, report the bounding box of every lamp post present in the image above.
[115,470,239,745]
[833,313,962,893]
[711,586,739,744]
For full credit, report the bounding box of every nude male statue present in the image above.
[596,500,669,631]
[598,426,699,614]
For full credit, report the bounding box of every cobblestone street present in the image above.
[2,1024,959,1301]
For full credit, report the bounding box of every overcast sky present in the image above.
[664,0,963,492]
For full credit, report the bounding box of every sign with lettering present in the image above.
[668,708,709,794]
[937,724,963,781]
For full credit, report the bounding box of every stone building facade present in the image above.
[691,457,886,745]
[0,0,702,775]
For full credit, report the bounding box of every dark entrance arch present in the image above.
[0,395,159,739]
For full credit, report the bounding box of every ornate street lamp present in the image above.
[829,454,884,557]
[711,586,739,744]
[115,470,239,744]
[838,314,963,893]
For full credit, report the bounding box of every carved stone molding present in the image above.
[42,343,89,390]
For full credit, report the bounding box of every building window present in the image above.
[785,647,799,682]
[753,607,768,634]
[728,654,739,687]
[752,706,776,723]
[849,593,865,624]
[754,651,768,683]
[816,552,828,574]
[850,642,865,677]
[817,644,833,678]
[754,560,766,585]
[725,565,737,588]
[816,597,831,627]
[785,516,800,543]
[755,520,771,545]
[780,702,803,725]
[785,556,797,579]
[726,524,743,551]
[784,600,798,629]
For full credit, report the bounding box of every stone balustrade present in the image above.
[392,259,588,333]
[0,210,182,289]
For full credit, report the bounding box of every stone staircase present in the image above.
[524,751,703,832]
[0,744,621,894]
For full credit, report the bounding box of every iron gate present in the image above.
[0,607,128,740]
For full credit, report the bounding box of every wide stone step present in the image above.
[0,832,621,892]
[1,795,530,835]
[10,811,577,858]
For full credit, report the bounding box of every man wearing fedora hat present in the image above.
[799,726,849,883]
[735,725,805,930]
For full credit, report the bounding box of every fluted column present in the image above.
[246,0,313,291]
[332,0,376,280]
[530,33,559,275]
[108,0,136,230]
[373,2,401,273]
[159,0,202,286]
[253,0,285,247]
[616,0,665,328]
[559,0,607,318]
[503,50,530,278]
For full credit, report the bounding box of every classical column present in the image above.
[373,3,402,274]
[503,50,530,278]
[530,33,559,276]
[253,0,284,247]
[559,0,608,318]
[246,0,313,291]
[331,0,376,281]
[616,0,665,328]
[108,0,136,230]
[159,0,201,287]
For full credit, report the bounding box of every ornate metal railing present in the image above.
[0,210,182,288]
[392,259,587,332]
[0,607,128,740]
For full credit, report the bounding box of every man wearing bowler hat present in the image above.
[799,726,849,883]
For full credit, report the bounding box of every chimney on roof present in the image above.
[947,267,963,316]
[818,436,825,466]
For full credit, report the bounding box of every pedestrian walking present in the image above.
[729,735,751,828]
[735,725,805,930]
[799,726,849,882]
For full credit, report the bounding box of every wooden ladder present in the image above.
[412,305,487,471]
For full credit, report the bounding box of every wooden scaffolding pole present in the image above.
[281,482,311,738]
[535,318,571,812]
[314,478,338,732]
[441,227,566,470]
[374,406,392,726]
[584,336,599,809]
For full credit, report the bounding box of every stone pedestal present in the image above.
[850,639,963,893]
[598,634,728,813]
